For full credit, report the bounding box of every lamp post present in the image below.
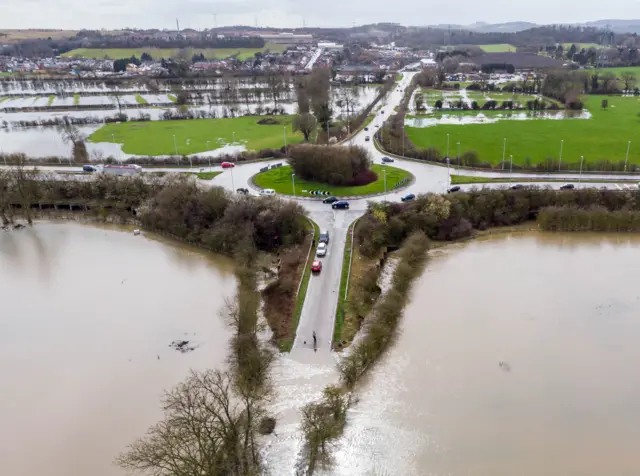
[206,141,212,169]
[510,154,513,174]
[173,134,179,166]
[502,137,506,170]
[292,173,296,197]
[579,156,584,183]
[446,133,450,158]
[402,125,405,157]
[457,142,461,171]
[383,167,387,193]
[284,127,287,150]
[232,131,235,144]
[625,141,631,172]
[446,157,451,187]
[559,139,564,171]
[186,138,192,169]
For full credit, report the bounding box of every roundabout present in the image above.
[250,164,414,199]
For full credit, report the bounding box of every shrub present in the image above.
[288,144,372,186]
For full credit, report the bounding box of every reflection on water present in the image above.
[330,232,640,476]
[0,223,236,476]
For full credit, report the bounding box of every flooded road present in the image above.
[329,232,640,476]
[0,223,236,476]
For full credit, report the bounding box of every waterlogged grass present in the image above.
[281,219,319,352]
[406,95,640,166]
[167,94,177,103]
[195,171,221,180]
[88,115,302,156]
[333,218,358,347]
[73,94,80,105]
[0,96,9,103]
[135,94,147,105]
[253,165,412,197]
[479,43,516,52]
[61,44,286,61]
[47,95,55,106]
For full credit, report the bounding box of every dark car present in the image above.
[364,127,369,131]
[236,188,249,194]
[323,196,338,204]
[332,201,350,210]
[365,136,370,142]
[560,183,575,190]
[510,184,524,190]
[381,156,394,163]
[447,186,461,193]
[401,193,416,202]
[82,165,96,172]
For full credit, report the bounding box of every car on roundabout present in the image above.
[311,260,322,273]
[323,196,338,204]
[221,162,235,168]
[381,156,394,163]
[447,186,461,193]
[401,193,416,202]
[332,201,350,210]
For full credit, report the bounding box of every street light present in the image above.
[625,141,631,172]
[510,154,513,174]
[446,133,450,158]
[186,138,192,169]
[402,125,405,157]
[206,141,212,169]
[284,127,287,150]
[232,132,235,144]
[457,142,461,171]
[579,156,584,183]
[292,173,296,197]
[446,157,451,187]
[383,168,387,193]
[502,137,506,170]
[559,139,564,171]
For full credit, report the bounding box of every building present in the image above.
[317,42,344,51]
[258,33,313,45]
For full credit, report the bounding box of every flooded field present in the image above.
[405,109,592,128]
[329,232,640,476]
[0,223,236,476]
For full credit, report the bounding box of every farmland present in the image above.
[88,115,303,156]
[478,44,516,52]
[62,44,285,61]
[406,95,640,167]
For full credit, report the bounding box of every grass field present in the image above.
[135,94,147,105]
[450,175,632,185]
[406,95,640,166]
[47,95,55,106]
[0,29,78,43]
[88,115,303,156]
[61,43,285,61]
[253,164,412,197]
[479,44,516,52]
[73,94,80,105]
[195,171,221,180]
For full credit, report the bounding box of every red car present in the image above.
[311,260,322,273]
[221,162,235,168]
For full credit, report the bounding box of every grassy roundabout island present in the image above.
[253,164,413,197]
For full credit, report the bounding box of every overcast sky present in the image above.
[3,0,640,30]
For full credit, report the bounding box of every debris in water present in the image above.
[170,339,198,353]
[498,361,511,372]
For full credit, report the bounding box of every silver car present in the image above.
[316,242,327,257]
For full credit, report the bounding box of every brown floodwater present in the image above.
[330,232,640,476]
[0,223,236,476]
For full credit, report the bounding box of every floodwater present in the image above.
[405,109,592,128]
[0,222,236,476]
[329,232,640,476]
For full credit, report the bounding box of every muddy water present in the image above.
[0,223,236,476]
[330,232,640,476]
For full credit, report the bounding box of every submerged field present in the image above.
[88,115,303,156]
[406,95,640,166]
[62,44,285,61]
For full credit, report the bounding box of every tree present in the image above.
[117,369,263,476]
[141,52,153,62]
[621,71,637,91]
[0,169,13,226]
[566,43,577,60]
[292,113,317,142]
[434,99,443,110]
[12,157,39,226]
[601,98,609,109]
[414,93,425,112]
[335,86,360,133]
[59,118,88,162]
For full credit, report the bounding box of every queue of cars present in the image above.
[312,229,331,274]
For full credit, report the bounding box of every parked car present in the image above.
[322,196,338,204]
[236,188,249,194]
[332,201,350,210]
[401,193,416,202]
[259,188,276,196]
[311,260,322,273]
[381,156,394,163]
[364,127,369,131]
[221,162,235,168]
[82,165,96,172]
[447,186,461,193]
[365,136,370,142]
[560,183,575,190]
[319,230,330,243]
[510,184,524,190]
[316,242,327,257]
[381,110,385,114]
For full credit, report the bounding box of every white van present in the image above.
[260,188,276,196]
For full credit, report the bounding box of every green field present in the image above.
[61,43,285,61]
[406,95,640,166]
[253,165,413,197]
[135,94,147,105]
[479,44,516,52]
[73,93,80,105]
[88,116,303,156]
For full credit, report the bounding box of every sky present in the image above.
[2,0,640,30]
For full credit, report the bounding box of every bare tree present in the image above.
[117,369,263,476]
[335,86,360,135]
[621,71,637,91]
[0,169,13,226]
[292,113,317,142]
[265,68,288,109]
[59,118,88,163]
[12,156,39,225]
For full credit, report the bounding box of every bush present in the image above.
[288,144,372,186]
[349,169,377,186]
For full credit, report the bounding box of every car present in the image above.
[311,260,322,273]
[319,230,330,243]
[381,157,394,163]
[82,165,97,172]
[365,136,370,142]
[381,110,385,114]
[323,196,338,204]
[332,201,350,210]
[447,186,461,193]
[316,242,327,257]
[221,162,235,168]
[560,183,575,190]
[510,184,524,190]
[259,188,276,196]
[364,127,369,131]
[236,188,249,194]
[375,124,379,128]
[401,193,416,202]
